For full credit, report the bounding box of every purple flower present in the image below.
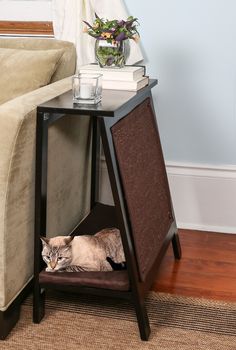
[126,18,138,28]
[83,20,94,30]
[106,56,115,66]
[83,15,139,43]
[115,32,127,41]
[118,20,125,26]
[95,13,101,20]
[101,29,114,33]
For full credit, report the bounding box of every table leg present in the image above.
[90,116,100,209]
[33,111,49,323]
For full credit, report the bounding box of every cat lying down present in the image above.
[41,228,126,272]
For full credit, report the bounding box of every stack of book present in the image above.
[79,64,149,91]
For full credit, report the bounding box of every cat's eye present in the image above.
[43,255,50,261]
[57,257,63,261]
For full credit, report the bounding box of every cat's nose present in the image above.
[50,261,57,269]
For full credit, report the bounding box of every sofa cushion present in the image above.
[0,38,76,82]
[0,48,64,105]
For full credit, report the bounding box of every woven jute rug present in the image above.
[1,291,236,350]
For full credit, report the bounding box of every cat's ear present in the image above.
[64,236,74,245]
[40,236,50,246]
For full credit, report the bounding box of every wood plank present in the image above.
[152,229,236,302]
[0,21,53,35]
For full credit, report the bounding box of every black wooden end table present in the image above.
[33,80,182,341]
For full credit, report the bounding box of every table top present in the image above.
[38,79,157,117]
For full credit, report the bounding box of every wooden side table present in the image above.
[33,80,181,341]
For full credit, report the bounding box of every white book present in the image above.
[102,76,149,91]
[79,64,145,82]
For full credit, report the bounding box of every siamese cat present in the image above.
[41,228,126,272]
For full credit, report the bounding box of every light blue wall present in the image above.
[125,0,236,165]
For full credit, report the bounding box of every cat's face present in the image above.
[41,236,74,272]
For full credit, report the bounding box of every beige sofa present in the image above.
[0,38,91,339]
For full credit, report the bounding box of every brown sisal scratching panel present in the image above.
[111,98,173,281]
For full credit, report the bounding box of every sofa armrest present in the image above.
[0,77,91,310]
[0,76,72,206]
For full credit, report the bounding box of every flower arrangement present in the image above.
[83,14,139,68]
[83,14,139,44]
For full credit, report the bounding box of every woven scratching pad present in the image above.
[111,98,173,281]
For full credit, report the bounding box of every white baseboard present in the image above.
[166,162,236,234]
[99,159,236,234]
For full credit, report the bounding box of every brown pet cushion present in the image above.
[39,270,130,291]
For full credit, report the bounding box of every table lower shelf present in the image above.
[39,270,130,292]
[39,202,130,293]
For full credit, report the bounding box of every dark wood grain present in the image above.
[38,80,158,117]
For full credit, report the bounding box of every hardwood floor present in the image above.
[152,229,236,302]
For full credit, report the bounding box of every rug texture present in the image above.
[1,291,236,350]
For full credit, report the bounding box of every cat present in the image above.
[40,228,126,272]
[52,258,127,272]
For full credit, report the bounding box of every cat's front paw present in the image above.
[45,267,54,272]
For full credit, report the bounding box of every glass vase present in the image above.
[95,39,130,68]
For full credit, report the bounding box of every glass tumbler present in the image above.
[72,73,102,104]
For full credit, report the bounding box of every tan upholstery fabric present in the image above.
[0,48,63,105]
[0,77,91,310]
[0,38,76,82]
[0,38,91,312]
